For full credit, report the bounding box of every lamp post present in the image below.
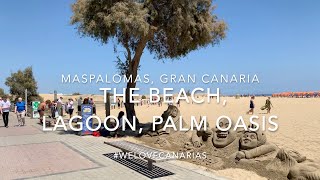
[25,89,28,115]
[54,90,57,101]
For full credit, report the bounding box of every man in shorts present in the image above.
[15,97,26,126]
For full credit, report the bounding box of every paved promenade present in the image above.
[0,113,227,180]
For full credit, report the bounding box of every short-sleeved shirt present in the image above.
[0,100,11,112]
[57,99,64,105]
[68,101,74,109]
[16,101,26,112]
[77,99,82,106]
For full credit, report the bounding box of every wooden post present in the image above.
[54,90,57,101]
[105,92,111,117]
[25,89,28,115]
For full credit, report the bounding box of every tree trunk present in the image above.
[124,81,140,129]
[124,40,146,130]
[123,28,156,131]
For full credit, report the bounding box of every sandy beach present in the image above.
[40,94,320,179]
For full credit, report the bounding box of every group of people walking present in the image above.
[246,96,273,115]
[0,96,26,128]
[38,96,96,124]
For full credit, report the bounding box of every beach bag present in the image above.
[260,106,266,110]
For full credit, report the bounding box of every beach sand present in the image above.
[41,94,320,179]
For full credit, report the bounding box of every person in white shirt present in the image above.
[67,98,74,118]
[0,96,11,128]
[0,97,3,118]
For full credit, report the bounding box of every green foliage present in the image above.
[70,0,227,118]
[71,0,226,63]
[29,95,44,103]
[115,55,130,76]
[72,92,81,95]
[0,88,5,97]
[5,66,42,103]
[141,95,147,99]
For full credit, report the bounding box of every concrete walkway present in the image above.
[0,113,227,180]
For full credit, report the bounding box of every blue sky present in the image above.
[0,0,319,95]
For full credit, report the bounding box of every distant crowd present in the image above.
[0,95,274,129]
[38,97,96,124]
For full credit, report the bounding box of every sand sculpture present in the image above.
[181,117,239,168]
[181,117,239,163]
[147,105,187,136]
[266,148,306,175]
[154,137,172,148]
[288,161,320,180]
[189,118,237,149]
[268,149,320,179]
[142,108,319,179]
[232,124,278,162]
[142,105,189,149]
[190,121,212,148]
[211,118,237,148]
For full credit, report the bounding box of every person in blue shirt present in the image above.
[15,97,26,126]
